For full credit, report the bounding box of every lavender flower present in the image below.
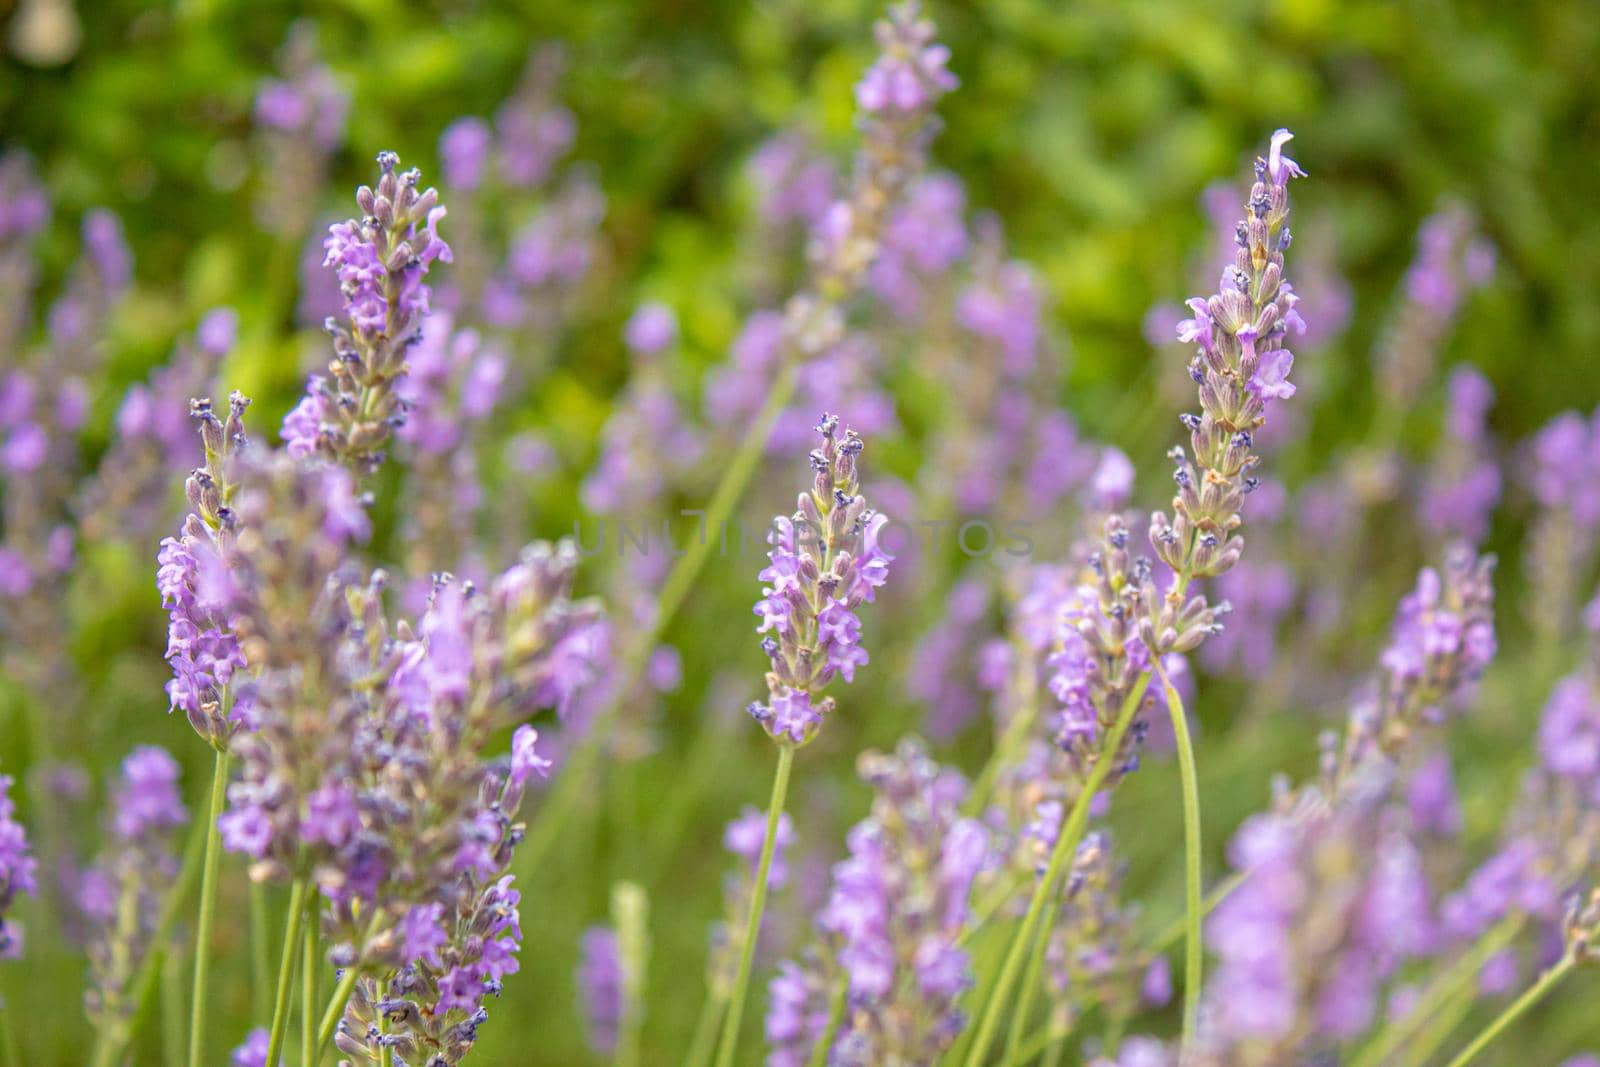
[1337,547,1496,774]
[80,309,235,543]
[1524,407,1600,644]
[476,169,605,330]
[768,740,987,1065]
[704,1,953,458]
[83,748,188,1034]
[908,578,994,740]
[282,153,451,474]
[1090,1037,1176,1067]
[1042,832,1161,1037]
[0,151,49,354]
[1155,129,1304,601]
[581,307,702,519]
[158,393,252,747]
[495,46,578,190]
[578,927,623,1054]
[1418,365,1502,545]
[624,301,679,355]
[0,773,36,958]
[751,132,837,233]
[253,23,348,237]
[855,6,957,114]
[440,118,493,193]
[337,875,527,1064]
[869,172,967,318]
[1193,552,1497,1062]
[196,520,599,1063]
[747,416,895,746]
[1377,203,1495,407]
[230,1028,269,1067]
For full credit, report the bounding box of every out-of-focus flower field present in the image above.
[2,0,1599,1064]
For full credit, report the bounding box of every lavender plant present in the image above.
[519,0,956,886]
[712,414,895,1066]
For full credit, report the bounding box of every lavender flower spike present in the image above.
[768,740,987,1065]
[0,773,37,958]
[748,414,895,746]
[1155,128,1305,600]
[159,392,251,748]
[83,747,188,1035]
[283,152,451,474]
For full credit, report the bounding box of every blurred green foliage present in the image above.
[3,0,1599,1063]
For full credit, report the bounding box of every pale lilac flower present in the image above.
[578,927,622,1054]
[771,741,986,1064]
[855,3,957,114]
[230,1029,269,1067]
[440,117,493,192]
[288,152,451,473]
[623,302,678,355]
[0,774,37,958]
[747,418,894,746]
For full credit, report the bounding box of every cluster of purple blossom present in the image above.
[748,415,894,746]
[768,740,987,1066]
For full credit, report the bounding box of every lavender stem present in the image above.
[87,808,207,1067]
[961,672,1153,1067]
[300,896,319,1067]
[712,743,795,1067]
[678,987,724,1067]
[263,878,308,1067]
[314,962,362,1049]
[802,979,846,1067]
[1158,661,1204,1048]
[185,747,231,1067]
[1442,954,1575,1067]
[1347,912,1526,1067]
[250,882,270,1020]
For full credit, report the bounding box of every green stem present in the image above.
[0,986,21,1067]
[1148,871,1244,956]
[1156,662,1204,1048]
[1347,912,1524,1067]
[163,947,184,1064]
[518,361,800,876]
[712,744,796,1067]
[961,674,1152,1067]
[301,898,320,1067]
[1041,1035,1067,1067]
[999,1023,1066,1067]
[1441,954,1574,1067]
[264,879,308,1067]
[1397,979,1478,1067]
[1001,897,1055,1060]
[250,883,271,1021]
[315,962,362,1049]
[186,748,232,1067]
[679,990,725,1067]
[803,979,847,1067]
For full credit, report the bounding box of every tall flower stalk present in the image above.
[517,0,953,875]
[964,128,1306,1066]
[157,391,251,1067]
[712,416,894,1067]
